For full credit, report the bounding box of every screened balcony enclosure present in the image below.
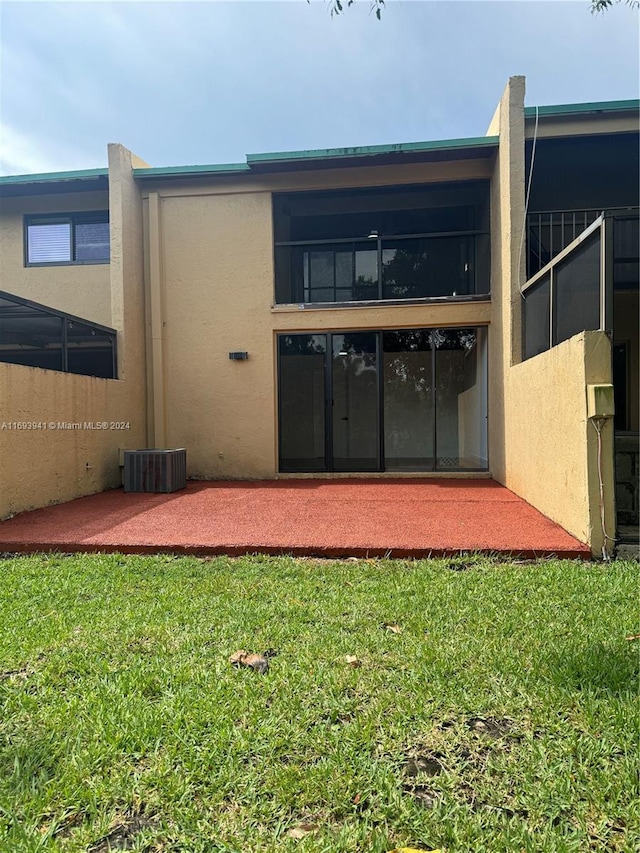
[273,182,491,305]
[522,211,639,364]
[0,290,117,379]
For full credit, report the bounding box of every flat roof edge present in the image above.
[133,163,251,178]
[247,136,499,164]
[525,99,639,118]
[0,168,108,186]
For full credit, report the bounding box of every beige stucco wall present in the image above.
[0,190,112,326]
[0,363,146,518]
[505,332,614,554]
[145,157,493,480]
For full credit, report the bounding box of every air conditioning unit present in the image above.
[123,448,187,493]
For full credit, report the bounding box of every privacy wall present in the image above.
[0,362,146,519]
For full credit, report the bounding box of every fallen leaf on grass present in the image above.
[287,823,318,839]
[383,623,403,634]
[345,655,362,668]
[229,650,269,674]
[388,847,443,853]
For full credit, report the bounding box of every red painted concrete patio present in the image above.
[0,479,591,558]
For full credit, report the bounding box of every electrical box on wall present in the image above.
[587,384,615,419]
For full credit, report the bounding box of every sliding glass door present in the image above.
[278,328,487,473]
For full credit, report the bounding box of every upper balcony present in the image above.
[273,181,491,307]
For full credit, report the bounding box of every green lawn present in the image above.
[0,554,638,853]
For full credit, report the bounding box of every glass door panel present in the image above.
[434,327,487,469]
[331,332,379,471]
[383,331,434,470]
[278,334,327,471]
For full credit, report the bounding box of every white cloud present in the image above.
[0,124,59,175]
[0,123,103,176]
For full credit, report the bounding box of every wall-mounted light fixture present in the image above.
[367,230,379,239]
[229,351,249,361]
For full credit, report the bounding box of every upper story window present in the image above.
[25,212,110,266]
[273,182,490,305]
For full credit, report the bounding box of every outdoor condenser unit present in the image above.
[123,449,187,493]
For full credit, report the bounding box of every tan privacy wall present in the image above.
[0,190,112,327]
[505,332,615,555]
[0,363,146,519]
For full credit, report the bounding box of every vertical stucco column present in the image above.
[488,76,526,484]
[108,143,148,444]
[147,192,168,448]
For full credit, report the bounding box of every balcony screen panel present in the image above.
[382,236,470,299]
[614,261,640,289]
[335,251,352,294]
[353,248,378,300]
[553,232,601,346]
[289,204,475,242]
[523,273,550,360]
[66,320,115,378]
[75,220,110,261]
[613,217,640,289]
[0,311,63,371]
[275,245,300,303]
[27,222,71,263]
[474,233,490,295]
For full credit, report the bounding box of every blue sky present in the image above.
[0,0,638,175]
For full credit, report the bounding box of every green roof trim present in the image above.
[246,136,499,164]
[133,162,251,178]
[525,99,639,118]
[0,167,108,186]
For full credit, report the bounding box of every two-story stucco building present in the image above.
[0,77,638,557]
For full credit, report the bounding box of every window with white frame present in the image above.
[25,212,110,265]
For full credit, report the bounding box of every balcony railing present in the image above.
[526,209,602,279]
[274,231,490,305]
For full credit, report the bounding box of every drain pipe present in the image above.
[587,384,616,560]
[148,192,168,449]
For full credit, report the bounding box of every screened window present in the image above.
[25,213,110,265]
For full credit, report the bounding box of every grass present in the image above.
[0,554,638,853]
